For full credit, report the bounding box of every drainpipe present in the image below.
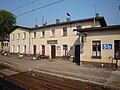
[28,29,30,56]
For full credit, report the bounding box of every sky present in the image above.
[0,0,120,27]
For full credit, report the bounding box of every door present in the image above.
[42,45,45,55]
[114,40,120,59]
[75,45,80,65]
[51,45,56,59]
[33,45,36,55]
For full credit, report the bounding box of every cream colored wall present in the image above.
[29,20,100,57]
[10,28,30,54]
[81,29,120,64]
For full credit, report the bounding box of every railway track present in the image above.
[6,70,105,90]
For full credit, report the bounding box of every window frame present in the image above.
[17,33,20,40]
[23,32,26,40]
[63,27,67,36]
[91,41,101,59]
[33,32,36,38]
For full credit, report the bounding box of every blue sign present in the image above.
[103,44,112,50]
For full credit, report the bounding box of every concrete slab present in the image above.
[0,69,19,76]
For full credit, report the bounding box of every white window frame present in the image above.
[11,45,15,53]
[22,45,26,53]
[41,31,45,37]
[23,32,26,40]
[17,45,20,52]
[32,32,36,38]
[17,33,20,40]
[11,34,14,40]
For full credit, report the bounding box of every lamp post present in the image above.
[66,13,71,20]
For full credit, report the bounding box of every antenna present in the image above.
[35,18,38,27]
[42,16,44,24]
[93,0,96,27]
[114,6,120,24]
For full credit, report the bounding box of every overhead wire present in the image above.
[10,0,39,12]
[16,0,66,17]
[114,6,120,24]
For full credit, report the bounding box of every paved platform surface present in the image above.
[0,54,120,90]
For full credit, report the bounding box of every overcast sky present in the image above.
[0,0,120,27]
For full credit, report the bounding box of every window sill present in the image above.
[50,36,55,38]
[40,37,44,38]
[62,35,67,37]
[91,56,101,59]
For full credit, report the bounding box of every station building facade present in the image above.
[10,16,120,67]
[10,16,106,57]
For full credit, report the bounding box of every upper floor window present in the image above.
[23,32,26,39]
[17,33,20,40]
[41,31,45,37]
[50,29,55,37]
[11,34,14,40]
[63,27,67,36]
[33,32,36,38]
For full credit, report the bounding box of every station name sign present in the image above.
[47,40,57,44]
[102,44,112,50]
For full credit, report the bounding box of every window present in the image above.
[63,27,67,36]
[12,45,15,52]
[63,45,68,56]
[23,45,26,53]
[17,33,20,40]
[42,45,45,55]
[33,32,36,38]
[50,30,55,37]
[23,32,26,39]
[11,34,14,40]
[41,31,45,37]
[92,41,101,59]
[17,45,20,52]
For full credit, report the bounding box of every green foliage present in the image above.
[0,10,16,35]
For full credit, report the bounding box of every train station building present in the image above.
[9,16,120,67]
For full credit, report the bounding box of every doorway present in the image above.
[75,45,80,65]
[114,40,120,59]
[51,45,56,59]
[42,45,45,55]
[33,45,36,55]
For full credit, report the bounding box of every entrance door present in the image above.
[33,45,36,55]
[42,45,45,55]
[114,40,120,59]
[75,45,80,65]
[51,45,56,59]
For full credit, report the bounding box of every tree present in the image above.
[0,10,16,51]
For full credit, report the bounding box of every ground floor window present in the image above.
[63,45,68,56]
[92,41,101,59]
[17,45,20,53]
[22,45,26,53]
[12,45,15,53]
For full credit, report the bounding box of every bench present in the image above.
[17,53,24,58]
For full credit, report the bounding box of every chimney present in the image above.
[66,18,70,22]
[35,25,38,28]
[56,19,60,24]
[95,13,99,17]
